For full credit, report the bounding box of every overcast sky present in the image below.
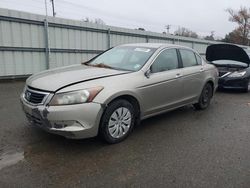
[0,0,249,37]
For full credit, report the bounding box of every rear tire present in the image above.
[194,83,213,110]
[99,99,135,144]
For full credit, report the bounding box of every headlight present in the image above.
[228,71,246,78]
[22,85,27,95]
[49,86,103,106]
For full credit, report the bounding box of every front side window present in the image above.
[151,49,179,73]
[179,49,198,67]
[88,46,156,71]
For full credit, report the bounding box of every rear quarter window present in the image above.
[195,54,202,65]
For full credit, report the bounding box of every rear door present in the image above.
[178,49,205,102]
[138,48,183,116]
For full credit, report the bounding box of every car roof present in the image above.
[119,43,191,49]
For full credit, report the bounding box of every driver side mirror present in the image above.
[144,69,151,78]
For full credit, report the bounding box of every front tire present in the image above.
[193,83,213,110]
[99,99,135,144]
[243,79,250,93]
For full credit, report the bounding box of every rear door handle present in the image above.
[200,68,204,72]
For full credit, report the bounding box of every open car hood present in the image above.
[206,44,250,65]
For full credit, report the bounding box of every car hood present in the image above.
[26,65,129,92]
[206,44,250,65]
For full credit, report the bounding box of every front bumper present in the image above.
[20,96,103,139]
[218,77,249,89]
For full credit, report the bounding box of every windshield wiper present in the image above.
[82,62,132,71]
[82,62,113,69]
[110,67,133,71]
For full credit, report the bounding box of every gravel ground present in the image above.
[0,81,250,188]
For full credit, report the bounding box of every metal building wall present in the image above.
[0,8,249,78]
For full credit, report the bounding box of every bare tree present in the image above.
[227,7,250,45]
[139,28,146,31]
[83,17,90,22]
[94,18,106,25]
[204,31,215,41]
[222,28,249,45]
[83,17,106,25]
[174,27,198,38]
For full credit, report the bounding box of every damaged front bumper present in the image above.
[218,77,249,89]
[20,94,103,139]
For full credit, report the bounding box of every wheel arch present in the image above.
[205,79,215,96]
[102,92,142,123]
[97,93,142,140]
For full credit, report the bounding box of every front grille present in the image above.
[218,71,229,77]
[224,79,247,87]
[219,72,224,77]
[24,88,48,104]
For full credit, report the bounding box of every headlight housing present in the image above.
[228,71,246,78]
[49,86,103,106]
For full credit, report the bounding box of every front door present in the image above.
[137,48,183,117]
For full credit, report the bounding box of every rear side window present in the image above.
[151,49,179,73]
[195,54,202,65]
[179,49,198,67]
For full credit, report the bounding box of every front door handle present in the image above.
[200,68,204,72]
[176,73,181,78]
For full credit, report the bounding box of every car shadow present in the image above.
[17,103,219,180]
[24,105,196,153]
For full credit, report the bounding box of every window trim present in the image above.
[149,48,181,74]
[194,52,203,65]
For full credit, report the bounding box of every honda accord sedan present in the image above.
[206,44,250,92]
[20,43,218,143]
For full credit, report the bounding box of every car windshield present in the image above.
[212,60,248,67]
[87,46,156,71]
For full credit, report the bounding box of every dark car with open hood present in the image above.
[206,44,250,92]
